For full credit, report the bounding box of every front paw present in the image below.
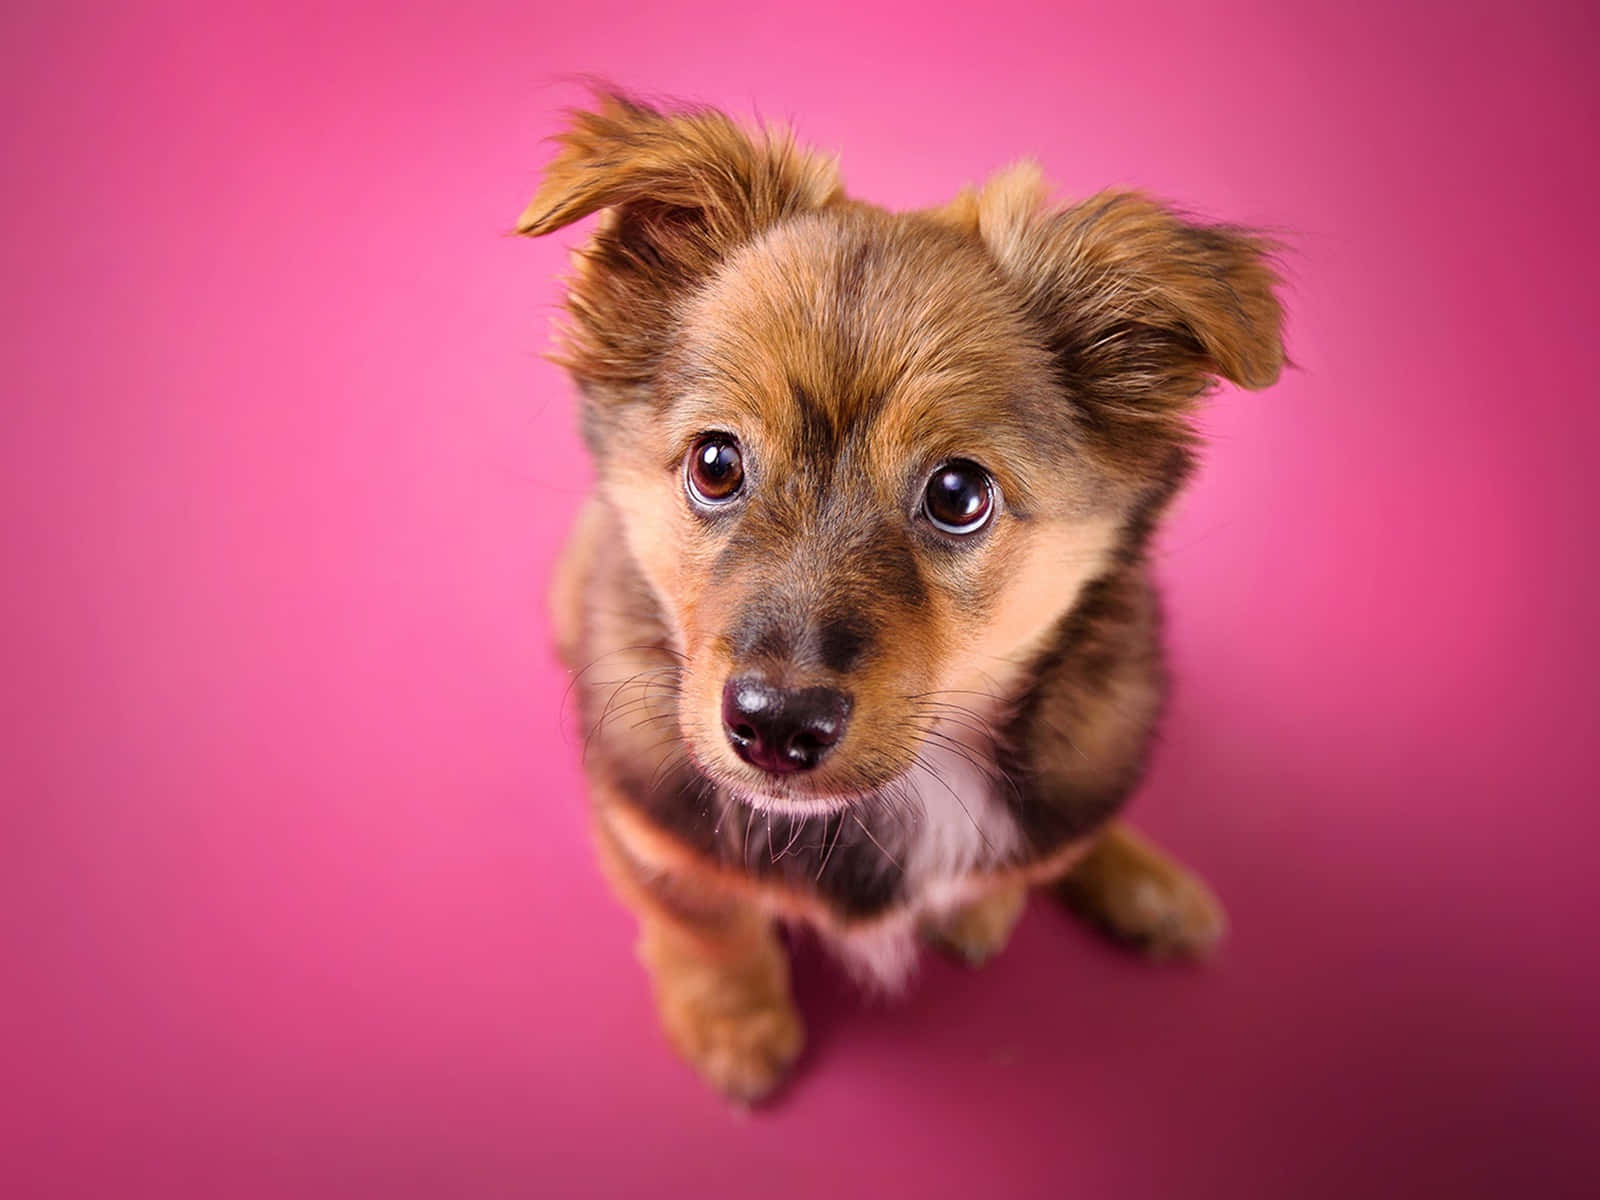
[922,884,1028,966]
[1095,865,1226,959]
[656,982,804,1104]
[1055,826,1227,959]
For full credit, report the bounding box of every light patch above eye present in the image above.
[923,460,995,536]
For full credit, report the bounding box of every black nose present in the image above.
[721,677,852,775]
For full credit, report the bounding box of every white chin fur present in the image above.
[728,785,857,818]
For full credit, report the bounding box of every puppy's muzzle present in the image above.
[721,677,852,775]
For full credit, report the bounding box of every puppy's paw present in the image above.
[1055,825,1227,960]
[922,884,1028,966]
[1094,865,1226,959]
[637,912,804,1103]
[657,983,804,1104]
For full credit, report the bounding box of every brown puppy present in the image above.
[517,91,1285,1102]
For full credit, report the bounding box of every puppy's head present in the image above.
[519,92,1285,814]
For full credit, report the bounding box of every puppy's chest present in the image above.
[886,736,1023,904]
[809,734,1024,991]
[648,727,1026,987]
[701,727,1022,912]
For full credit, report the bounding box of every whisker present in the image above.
[773,814,805,862]
[850,812,902,872]
[561,644,685,717]
[903,686,1004,703]
[909,706,1002,747]
[815,812,846,880]
[579,665,682,759]
[711,785,739,836]
[623,708,681,734]
[908,747,996,853]
[916,725,1028,812]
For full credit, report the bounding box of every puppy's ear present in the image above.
[970,164,1286,473]
[517,91,842,392]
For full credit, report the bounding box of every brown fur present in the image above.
[518,90,1285,1100]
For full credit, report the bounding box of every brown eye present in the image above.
[686,433,744,506]
[923,460,994,535]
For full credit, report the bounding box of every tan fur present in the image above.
[922,882,1029,965]
[591,798,801,1101]
[547,497,607,665]
[520,89,1285,1100]
[1054,824,1228,957]
[936,514,1121,701]
[640,914,803,1103]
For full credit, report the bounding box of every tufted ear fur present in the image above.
[516,91,844,394]
[958,163,1286,475]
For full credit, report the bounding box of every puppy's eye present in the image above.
[923,460,995,535]
[686,433,745,506]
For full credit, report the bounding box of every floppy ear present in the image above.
[516,91,843,393]
[967,164,1286,474]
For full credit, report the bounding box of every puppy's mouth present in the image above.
[721,777,870,817]
[681,728,908,819]
[679,735,877,816]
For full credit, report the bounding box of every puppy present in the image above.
[516,91,1285,1102]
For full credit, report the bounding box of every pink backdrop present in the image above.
[5,1,1597,1196]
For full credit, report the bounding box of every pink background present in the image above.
[4,1,1597,1196]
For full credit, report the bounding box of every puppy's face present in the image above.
[519,94,1284,813]
[597,210,1121,811]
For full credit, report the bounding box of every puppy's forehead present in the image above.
[666,206,1059,455]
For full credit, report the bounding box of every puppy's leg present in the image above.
[595,807,802,1103]
[922,883,1028,966]
[638,905,803,1104]
[1052,822,1226,958]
